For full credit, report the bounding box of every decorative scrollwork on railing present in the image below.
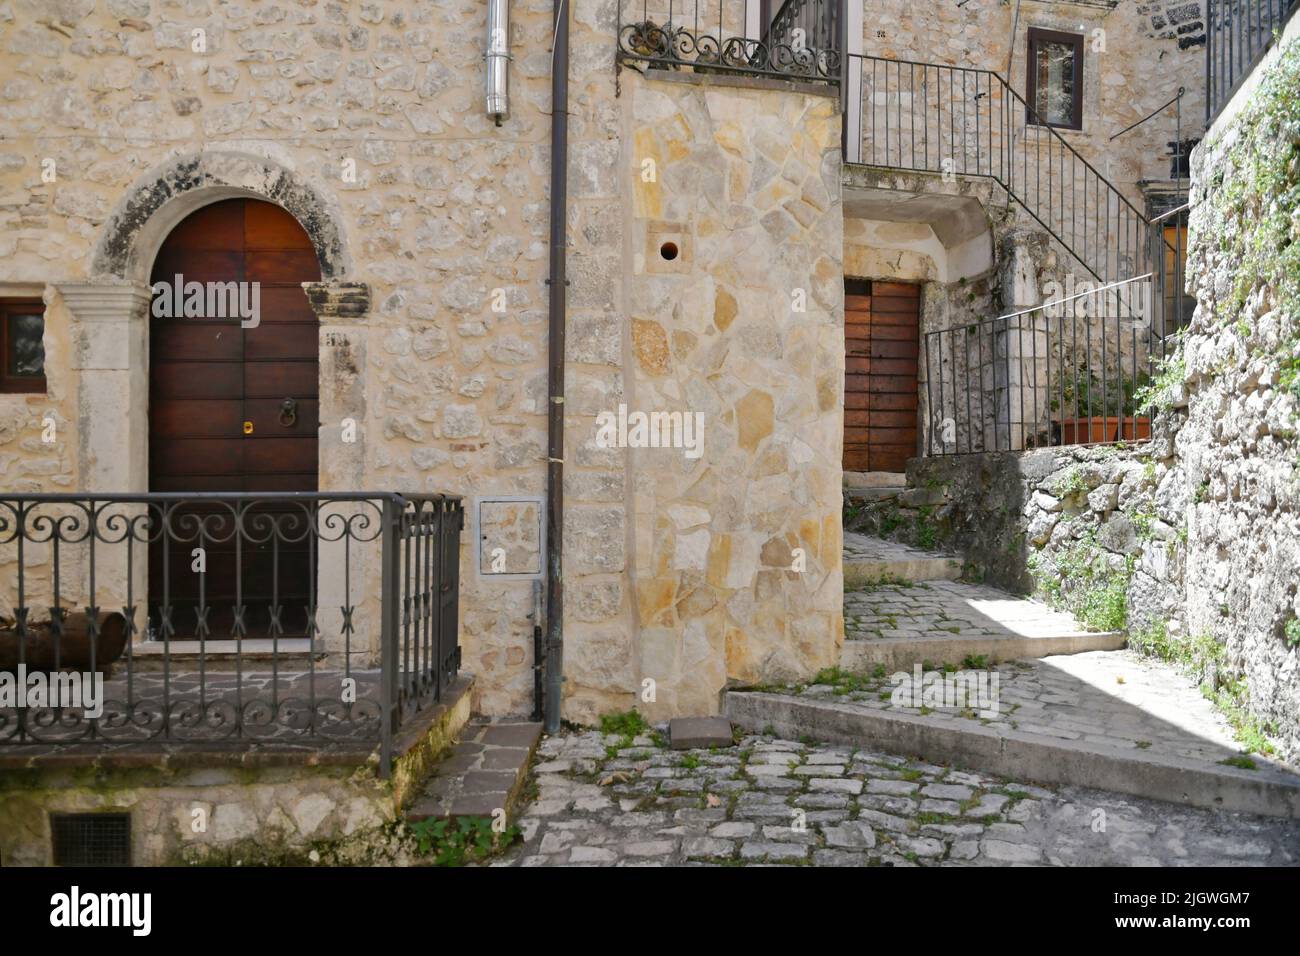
[618,21,839,82]
[0,492,462,777]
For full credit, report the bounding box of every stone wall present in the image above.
[0,1,848,723]
[892,441,1180,628]
[864,0,1205,202]
[619,71,845,720]
[0,762,394,866]
[1172,27,1300,759]
[0,672,474,865]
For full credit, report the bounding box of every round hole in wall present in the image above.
[659,241,679,261]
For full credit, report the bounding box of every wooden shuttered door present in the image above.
[844,280,920,473]
[148,198,322,639]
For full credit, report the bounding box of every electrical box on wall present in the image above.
[473,495,545,581]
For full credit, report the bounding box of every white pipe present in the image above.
[486,0,511,125]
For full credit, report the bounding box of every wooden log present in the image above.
[0,611,128,674]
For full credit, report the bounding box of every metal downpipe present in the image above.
[543,0,569,734]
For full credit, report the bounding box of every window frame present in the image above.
[1026,27,1085,131]
[0,298,48,394]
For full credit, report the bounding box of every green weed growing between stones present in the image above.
[600,709,649,737]
[1131,623,1277,755]
[407,816,522,866]
[1031,532,1130,631]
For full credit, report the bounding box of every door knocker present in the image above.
[279,397,298,427]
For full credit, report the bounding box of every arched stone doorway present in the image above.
[52,152,373,650]
[56,151,368,497]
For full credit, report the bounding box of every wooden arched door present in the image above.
[148,198,322,640]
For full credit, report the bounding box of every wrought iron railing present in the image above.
[920,240,1188,457]
[764,0,839,58]
[617,0,841,82]
[845,53,1153,289]
[0,492,462,775]
[1207,0,1300,123]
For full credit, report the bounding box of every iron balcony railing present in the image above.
[0,492,462,776]
[845,53,1156,291]
[617,0,841,82]
[1207,0,1300,123]
[921,209,1188,456]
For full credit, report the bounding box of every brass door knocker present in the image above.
[279,397,298,427]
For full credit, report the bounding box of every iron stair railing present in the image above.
[845,53,1161,292]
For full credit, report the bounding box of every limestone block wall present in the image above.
[1172,29,1300,760]
[620,72,845,719]
[0,0,571,716]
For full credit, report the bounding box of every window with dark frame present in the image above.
[0,299,46,393]
[1027,27,1084,130]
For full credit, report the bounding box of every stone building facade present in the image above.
[844,11,1300,761]
[0,0,1208,724]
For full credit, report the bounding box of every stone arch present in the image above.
[90,150,350,283]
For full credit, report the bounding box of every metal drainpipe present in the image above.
[543,0,569,734]
[485,0,511,125]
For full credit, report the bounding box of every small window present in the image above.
[0,298,46,393]
[1027,28,1084,130]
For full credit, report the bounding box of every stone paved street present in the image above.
[497,730,1300,866]
[843,533,955,566]
[791,650,1296,770]
[844,579,1105,641]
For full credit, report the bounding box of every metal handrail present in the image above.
[846,52,1155,285]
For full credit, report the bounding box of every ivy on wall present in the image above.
[1201,41,1300,396]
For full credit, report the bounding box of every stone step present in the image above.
[843,531,962,586]
[725,652,1300,820]
[840,629,1127,672]
[842,577,1125,670]
[844,486,906,503]
[406,718,543,823]
[843,470,907,488]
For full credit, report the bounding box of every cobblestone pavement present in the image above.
[498,730,1300,866]
[843,533,956,565]
[844,579,1101,641]
[789,650,1298,771]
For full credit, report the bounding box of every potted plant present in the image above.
[1050,366,1151,444]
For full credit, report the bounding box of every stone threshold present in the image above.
[724,691,1300,819]
[131,639,319,659]
[844,559,963,587]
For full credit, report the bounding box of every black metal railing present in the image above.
[1207,0,1300,123]
[765,0,839,57]
[617,0,841,82]
[920,207,1189,456]
[845,53,1153,289]
[0,492,462,775]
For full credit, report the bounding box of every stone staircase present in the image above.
[841,532,1124,671]
[718,532,1300,819]
[406,718,542,823]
